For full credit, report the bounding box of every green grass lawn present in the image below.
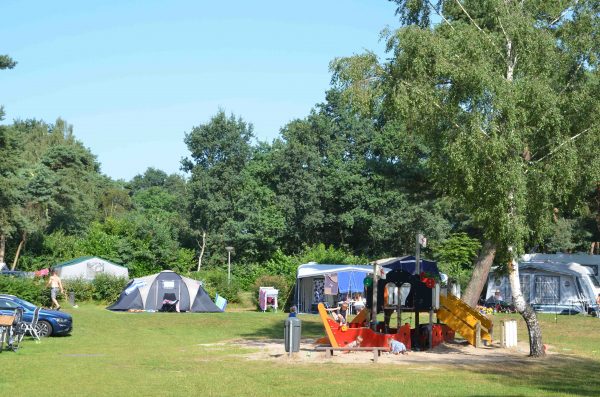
[1,305,599,396]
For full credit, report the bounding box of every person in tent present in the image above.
[353,293,365,312]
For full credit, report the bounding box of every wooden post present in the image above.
[414,233,421,349]
[371,263,378,331]
[475,321,482,348]
[428,308,434,350]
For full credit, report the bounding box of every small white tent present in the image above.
[54,256,129,280]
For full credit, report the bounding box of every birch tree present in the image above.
[333,0,600,356]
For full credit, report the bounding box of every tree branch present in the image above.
[428,1,454,30]
[454,0,483,32]
[535,127,592,163]
[549,0,579,26]
[453,0,502,56]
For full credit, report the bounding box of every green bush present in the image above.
[92,274,129,303]
[231,262,267,290]
[0,275,49,306]
[193,268,242,303]
[63,278,94,302]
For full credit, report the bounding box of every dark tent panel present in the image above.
[107,281,144,311]
[191,287,222,312]
[382,255,440,277]
[145,271,191,311]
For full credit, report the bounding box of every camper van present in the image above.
[486,254,600,315]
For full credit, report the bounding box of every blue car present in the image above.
[0,294,72,337]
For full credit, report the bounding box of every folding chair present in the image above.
[0,308,23,352]
[160,293,179,312]
[17,306,41,343]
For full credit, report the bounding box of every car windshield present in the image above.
[12,297,36,311]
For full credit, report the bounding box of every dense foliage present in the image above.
[1,3,598,311]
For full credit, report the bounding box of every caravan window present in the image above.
[534,276,560,304]
[86,261,105,278]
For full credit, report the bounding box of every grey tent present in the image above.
[107,270,222,312]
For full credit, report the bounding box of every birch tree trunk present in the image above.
[196,231,206,272]
[11,232,26,270]
[508,257,545,357]
[462,241,497,307]
[0,234,5,266]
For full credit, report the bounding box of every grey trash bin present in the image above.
[68,292,75,306]
[284,317,301,354]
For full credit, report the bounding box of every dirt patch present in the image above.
[226,339,550,365]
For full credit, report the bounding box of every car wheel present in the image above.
[36,320,53,337]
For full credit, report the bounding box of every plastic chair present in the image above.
[160,293,179,312]
[18,306,40,343]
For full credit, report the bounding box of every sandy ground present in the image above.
[210,338,548,365]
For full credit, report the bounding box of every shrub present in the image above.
[191,269,242,303]
[231,262,267,290]
[63,278,94,302]
[0,275,48,306]
[92,274,129,303]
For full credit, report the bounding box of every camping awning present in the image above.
[296,263,372,278]
[377,256,440,277]
[337,271,367,293]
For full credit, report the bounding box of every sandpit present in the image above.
[227,338,549,365]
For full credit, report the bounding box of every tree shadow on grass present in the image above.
[460,354,600,396]
[240,317,325,340]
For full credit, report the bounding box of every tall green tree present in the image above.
[332,0,600,356]
[0,54,17,265]
[183,111,257,264]
[7,119,103,268]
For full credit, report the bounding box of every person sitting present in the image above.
[325,302,348,325]
[353,293,365,312]
[288,305,297,318]
[388,338,408,355]
[486,290,503,306]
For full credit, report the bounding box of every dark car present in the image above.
[0,294,72,337]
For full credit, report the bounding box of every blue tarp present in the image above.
[337,271,367,293]
[381,256,440,277]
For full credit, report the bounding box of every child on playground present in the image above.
[346,335,363,349]
[325,302,348,325]
[388,338,408,355]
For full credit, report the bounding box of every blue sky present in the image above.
[1,1,399,180]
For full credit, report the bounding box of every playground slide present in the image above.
[317,303,339,347]
[438,293,492,347]
[349,308,367,324]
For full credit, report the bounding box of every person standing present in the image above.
[46,269,64,310]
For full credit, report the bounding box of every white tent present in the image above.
[295,263,373,313]
[486,256,599,314]
[54,256,129,280]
